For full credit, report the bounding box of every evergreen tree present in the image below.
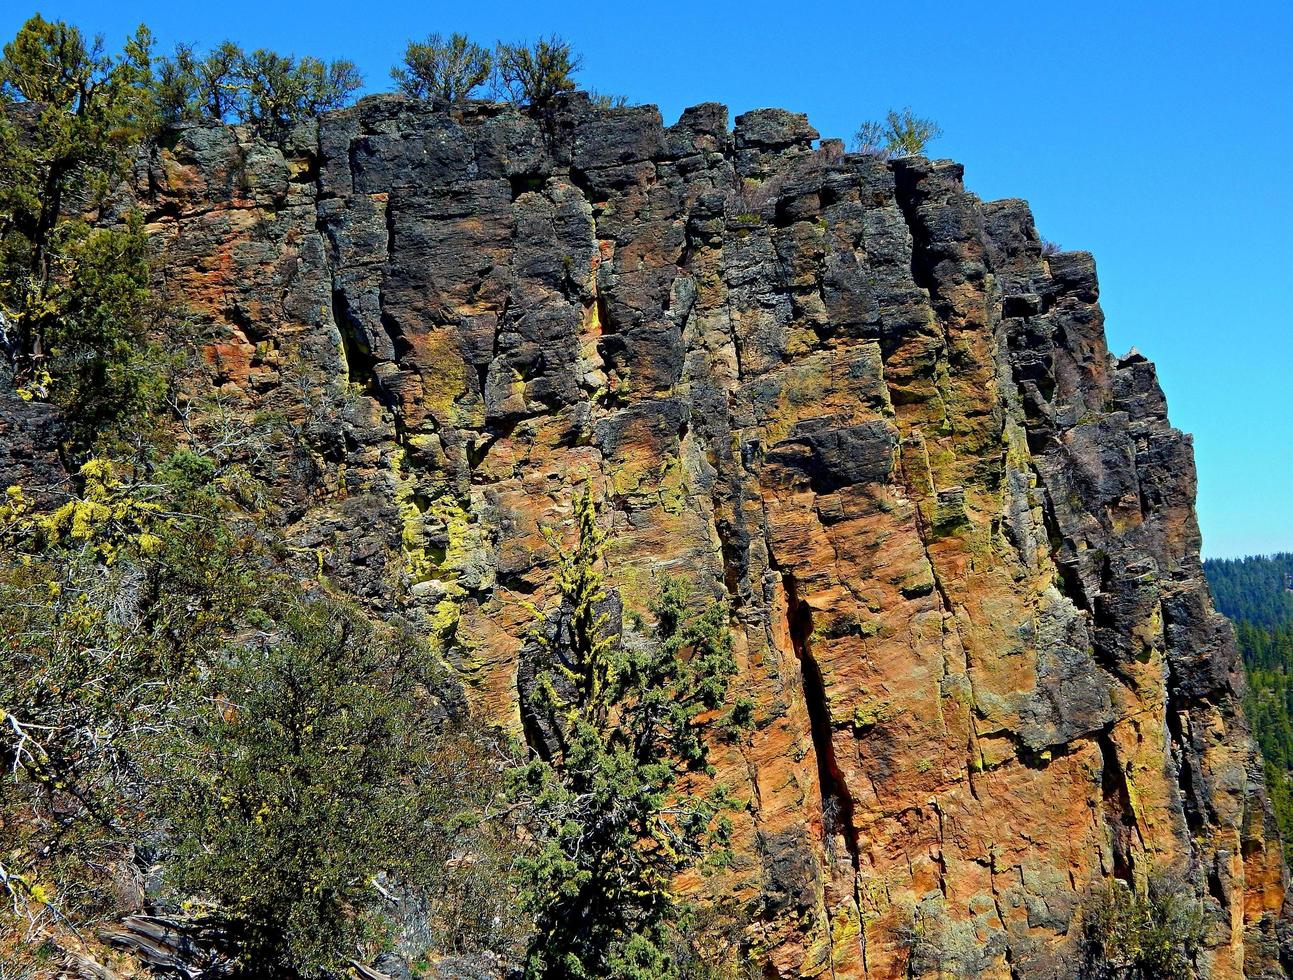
[0,15,155,387]
[159,598,484,975]
[510,488,737,979]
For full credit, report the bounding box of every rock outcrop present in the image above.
[14,93,1289,977]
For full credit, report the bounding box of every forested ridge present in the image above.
[1205,553,1293,864]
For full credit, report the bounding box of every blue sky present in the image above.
[5,2,1290,557]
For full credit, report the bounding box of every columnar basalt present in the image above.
[13,93,1287,977]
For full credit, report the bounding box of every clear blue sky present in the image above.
[6,2,1290,557]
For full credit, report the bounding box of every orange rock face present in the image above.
[103,96,1289,976]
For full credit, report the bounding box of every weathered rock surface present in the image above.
[11,93,1289,976]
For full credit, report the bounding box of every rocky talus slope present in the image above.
[12,93,1289,976]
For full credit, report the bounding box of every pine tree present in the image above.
[509,487,737,978]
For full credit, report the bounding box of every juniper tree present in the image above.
[239,48,362,128]
[510,488,737,979]
[0,451,268,941]
[0,15,154,374]
[158,598,480,975]
[153,40,243,123]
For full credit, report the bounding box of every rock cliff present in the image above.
[18,93,1290,976]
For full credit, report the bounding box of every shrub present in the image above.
[154,40,243,123]
[589,90,629,110]
[240,48,362,127]
[494,35,580,112]
[1081,872,1207,978]
[157,597,480,975]
[0,452,268,935]
[853,107,942,158]
[153,41,361,126]
[392,33,491,103]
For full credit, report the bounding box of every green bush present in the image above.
[0,17,152,360]
[153,40,361,126]
[157,597,479,974]
[41,213,165,445]
[392,33,492,103]
[1081,872,1207,978]
[853,107,942,158]
[241,48,361,127]
[495,36,580,112]
[0,451,269,933]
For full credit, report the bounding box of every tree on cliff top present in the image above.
[393,33,492,103]
[152,41,361,127]
[854,107,942,158]
[495,35,581,112]
[509,488,738,978]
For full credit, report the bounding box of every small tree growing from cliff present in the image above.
[393,33,492,103]
[853,107,942,158]
[0,16,165,449]
[509,488,737,978]
[494,36,580,112]
[1080,872,1207,978]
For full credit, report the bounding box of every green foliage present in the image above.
[1,446,519,971]
[40,213,165,444]
[589,90,630,110]
[1080,873,1206,978]
[0,17,152,337]
[1205,553,1293,631]
[154,40,242,123]
[495,36,581,112]
[0,16,168,452]
[240,48,362,127]
[0,451,267,932]
[509,488,737,979]
[0,18,523,973]
[158,597,472,974]
[663,903,764,979]
[392,33,492,103]
[853,107,942,158]
[1204,554,1293,865]
[153,40,361,127]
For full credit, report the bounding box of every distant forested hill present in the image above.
[1205,553,1293,629]
[1205,553,1293,862]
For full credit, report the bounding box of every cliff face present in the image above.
[40,94,1288,975]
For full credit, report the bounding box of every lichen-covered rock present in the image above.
[8,92,1286,978]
